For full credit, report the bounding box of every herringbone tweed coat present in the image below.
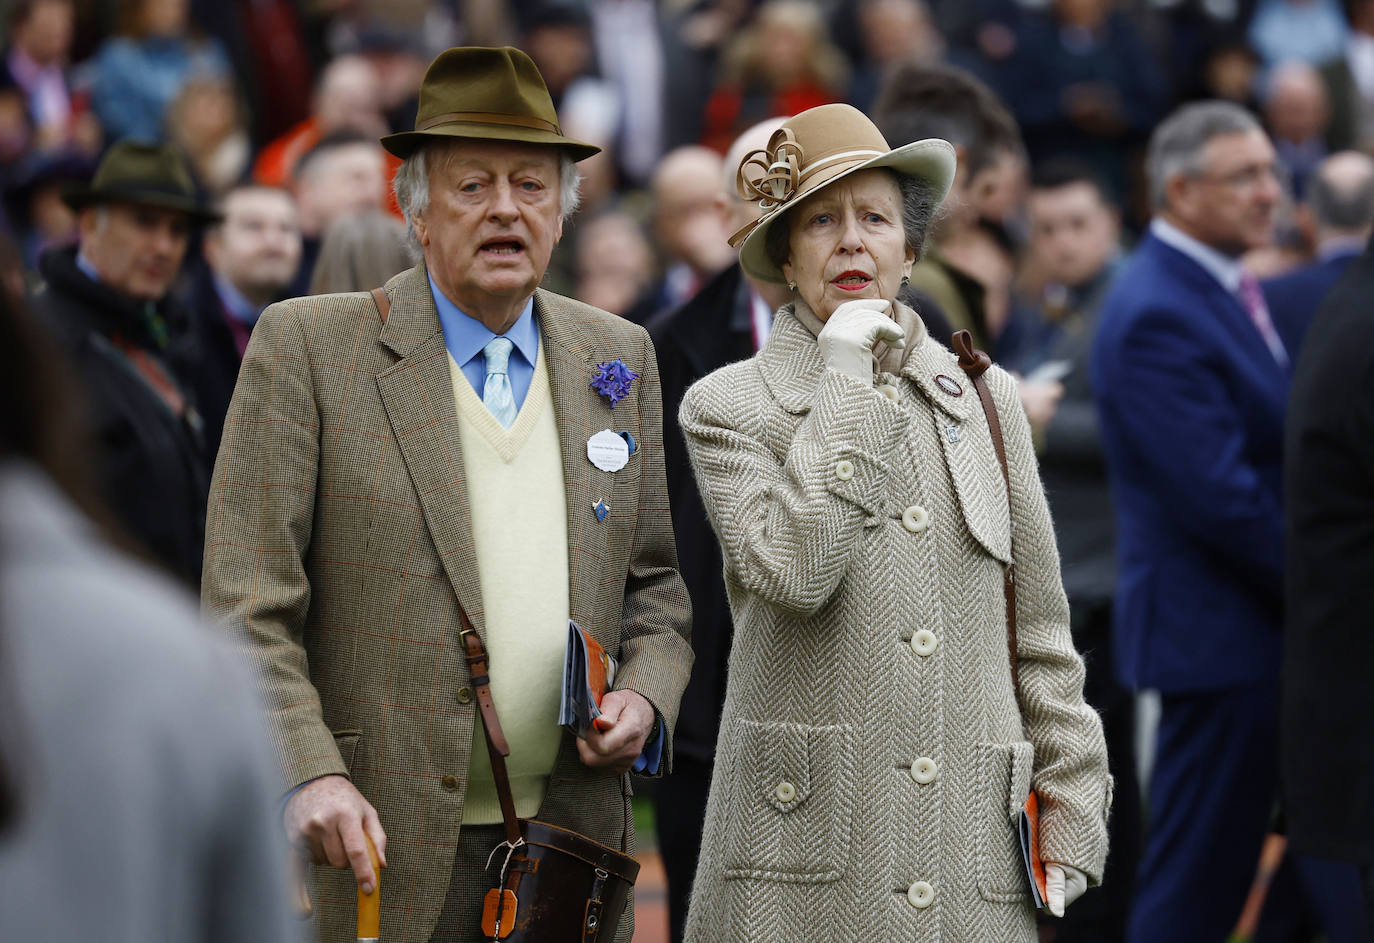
[202,264,693,943]
[680,303,1110,943]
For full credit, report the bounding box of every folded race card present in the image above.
[558,620,618,737]
[1019,791,1049,910]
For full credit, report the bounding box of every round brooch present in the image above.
[934,374,963,397]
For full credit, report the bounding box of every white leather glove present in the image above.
[1045,862,1088,917]
[815,299,905,385]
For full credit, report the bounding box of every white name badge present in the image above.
[587,429,630,472]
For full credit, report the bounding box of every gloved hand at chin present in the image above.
[1045,862,1088,917]
[816,298,904,385]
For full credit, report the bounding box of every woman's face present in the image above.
[781,169,915,322]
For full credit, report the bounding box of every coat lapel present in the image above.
[373,265,490,633]
[532,289,604,628]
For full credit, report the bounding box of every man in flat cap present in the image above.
[202,46,692,942]
[31,139,217,586]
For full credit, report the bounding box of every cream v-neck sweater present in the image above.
[449,345,570,825]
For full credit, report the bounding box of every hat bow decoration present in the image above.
[729,128,806,247]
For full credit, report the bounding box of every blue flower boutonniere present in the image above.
[590,359,640,408]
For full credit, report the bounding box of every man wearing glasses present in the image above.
[1092,102,1300,941]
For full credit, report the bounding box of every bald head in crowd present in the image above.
[650,146,735,280]
[1264,61,1330,146]
[314,54,387,139]
[1308,150,1374,247]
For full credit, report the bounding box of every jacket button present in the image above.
[456,687,473,705]
[441,775,460,792]
[879,383,900,402]
[834,459,855,481]
[911,757,938,784]
[774,781,797,803]
[911,630,938,656]
[907,881,934,908]
[902,505,929,533]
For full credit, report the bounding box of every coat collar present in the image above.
[756,301,976,421]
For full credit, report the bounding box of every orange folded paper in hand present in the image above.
[1018,790,1048,910]
[558,620,619,737]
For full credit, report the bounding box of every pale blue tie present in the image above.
[482,336,518,428]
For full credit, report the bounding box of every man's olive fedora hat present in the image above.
[62,140,220,223]
[730,103,956,284]
[381,46,601,161]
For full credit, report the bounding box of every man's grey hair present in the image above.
[1147,101,1264,210]
[392,140,582,254]
[763,170,940,274]
[1309,151,1374,232]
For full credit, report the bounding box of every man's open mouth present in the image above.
[481,238,525,255]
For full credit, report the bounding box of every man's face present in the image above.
[413,140,564,319]
[1027,181,1119,288]
[294,143,386,236]
[951,148,1024,226]
[79,202,190,301]
[206,188,302,298]
[15,0,73,65]
[1169,129,1281,255]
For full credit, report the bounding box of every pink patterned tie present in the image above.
[1237,271,1289,367]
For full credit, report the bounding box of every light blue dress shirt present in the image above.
[429,273,539,411]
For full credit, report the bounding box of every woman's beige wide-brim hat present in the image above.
[381,46,601,161]
[731,103,956,284]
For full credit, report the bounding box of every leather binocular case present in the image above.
[480,819,639,941]
[457,610,641,943]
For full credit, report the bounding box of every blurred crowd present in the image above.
[1,1,1374,942]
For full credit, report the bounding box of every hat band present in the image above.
[416,110,560,134]
[796,148,886,184]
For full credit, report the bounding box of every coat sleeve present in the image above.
[988,367,1112,884]
[680,365,906,616]
[612,329,695,775]
[201,300,341,790]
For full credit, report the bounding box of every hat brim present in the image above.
[381,122,602,161]
[736,138,958,284]
[61,184,222,224]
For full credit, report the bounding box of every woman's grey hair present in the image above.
[393,141,582,255]
[1146,101,1263,211]
[309,209,413,295]
[763,169,939,275]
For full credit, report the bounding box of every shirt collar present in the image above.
[1317,235,1368,262]
[75,250,102,285]
[213,273,264,325]
[427,272,539,369]
[1151,217,1245,293]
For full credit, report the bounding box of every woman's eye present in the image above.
[460,183,480,193]
[813,214,832,225]
[866,213,886,224]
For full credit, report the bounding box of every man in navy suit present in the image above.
[1264,150,1374,361]
[1093,101,1292,943]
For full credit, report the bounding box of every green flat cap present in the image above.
[381,46,600,161]
[62,140,219,223]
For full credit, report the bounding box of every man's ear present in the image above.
[555,214,564,244]
[1164,173,1192,221]
[412,209,429,247]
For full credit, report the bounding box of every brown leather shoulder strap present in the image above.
[459,611,523,845]
[951,330,1021,693]
[370,287,390,324]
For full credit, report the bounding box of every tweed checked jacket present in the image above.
[680,305,1110,943]
[202,264,692,943]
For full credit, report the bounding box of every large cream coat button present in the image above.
[907,881,934,908]
[911,757,938,784]
[834,459,855,481]
[879,383,900,402]
[775,781,797,803]
[911,629,938,656]
[902,505,929,533]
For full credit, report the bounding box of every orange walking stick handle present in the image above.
[357,833,381,942]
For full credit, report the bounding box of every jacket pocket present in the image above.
[333,729,362,774]
[975,740,1035,902]
[723,720,855,884]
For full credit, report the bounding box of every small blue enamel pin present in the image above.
[593,500,610,521]
[618,431,637,455]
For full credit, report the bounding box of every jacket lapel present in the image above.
[373,265,490,633]
[532,290,603,626]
